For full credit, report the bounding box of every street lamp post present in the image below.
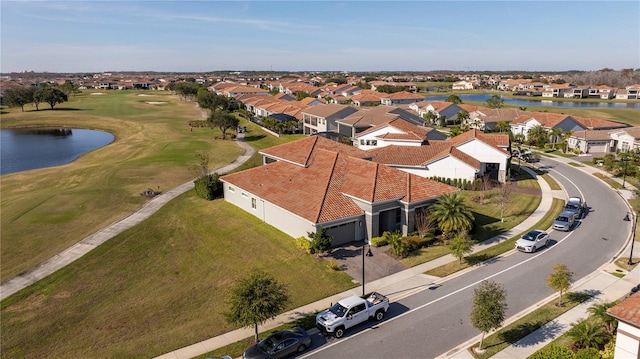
[627,211,637,266]
[621,154,629,188]
[362,240,373,296]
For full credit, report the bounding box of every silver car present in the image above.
[553,211,576,231]
[515,230,550,253]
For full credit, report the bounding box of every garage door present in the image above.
[587,142,608,153]
[325,222,356,247]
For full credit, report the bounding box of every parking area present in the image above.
[328,242,407,285]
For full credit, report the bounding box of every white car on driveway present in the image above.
[515,230,550,253]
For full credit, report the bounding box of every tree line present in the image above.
[3,82,74,111]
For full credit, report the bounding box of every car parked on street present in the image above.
[553,211,577,231]
[515,230,550,253]
[242,327,311,359]
[564,196,587,219]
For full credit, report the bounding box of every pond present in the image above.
[426,94,640,108]
[1,128,115,175]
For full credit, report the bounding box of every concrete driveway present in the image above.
[328,242,407,286]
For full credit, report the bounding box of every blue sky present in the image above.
[1,1,639,73]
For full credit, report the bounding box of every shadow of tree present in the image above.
[243,134,266,142]
[509,320,565,347]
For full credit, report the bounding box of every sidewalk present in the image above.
[0,133,255,301]
[156,155,638,359]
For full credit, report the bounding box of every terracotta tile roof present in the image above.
[368,142,453,166]
[355,118,433,141]
[511,112,574,127]
[260,135,368,166]
[573,116,628,130]
[571,130,613,141]
[381,91,424,100]
[339,106,425,128]
[448,129,510,152]
[423,100,456,112]
[222,138,459,223]
[607,292,640,326]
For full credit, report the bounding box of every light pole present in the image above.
[362,240,373,296]
[626,211,637,265]
[621,154,629,189]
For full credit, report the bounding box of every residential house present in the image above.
[301,103,359,135]
[350,91,384,106]
[566,130,615,154]
[588,85,617,99]
[615,84,640,100]
[368,130,511,183]
[220,136,459,245]
[607,292,640,359]
[609,127,640,152]
[410,100,465,125]
[510,113,587,140]
[461,106,530,132]
[542,83,574,98]
[380,91,424,106]
[336,105,427,139]
[452,81,474,90]
[354,118,447,150]
[567,86,590,99]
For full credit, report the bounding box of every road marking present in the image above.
[302,229,575,358]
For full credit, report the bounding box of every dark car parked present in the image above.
[242,327,312,359]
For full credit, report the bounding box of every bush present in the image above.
[370,235,388,247]
[529,344,574,359]
[308,227,333,255]
[193,173,222,200]
[574,347,600,359]
[295,236,312,254]
[326,258,340,271]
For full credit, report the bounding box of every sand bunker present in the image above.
[146,101,167,105]
[137,94,153,97]
[91,92,104,95]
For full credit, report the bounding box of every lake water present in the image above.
[1,128,115,175]
[426,94,640,109]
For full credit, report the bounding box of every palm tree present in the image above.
[567,320,609,349]
[560,130,574,153]
[496,121,510,133]
[587,301,618,335]
[455,110,469,127]
[429,193,474,238]
[527,125,548,147]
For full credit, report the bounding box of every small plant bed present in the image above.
[194,313,318,359]
[468,292,592,359]
[615,258,640,272]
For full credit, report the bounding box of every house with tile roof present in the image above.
[336,105,428,139]
[607,292,640,359]
[410,100,465,124]
[350,91,384,106]
[380,91,424,106]
[354,118,448,150]
[567,130,616,154]
[609,127,640,152]
[220,136,459,245]
[368,129,511,183]
[510,113,587,140]
[463,107,530,132]
[452,81,475,90]
[615,84,640,100]
[301,103,359,135]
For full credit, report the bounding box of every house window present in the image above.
[242,192,248,198]
[360,139,366,145]
[228,185,235,192]
[251,198,257,209]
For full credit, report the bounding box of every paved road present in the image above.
[300,157,629,359]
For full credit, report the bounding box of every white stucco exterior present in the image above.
[425,156,478,182]
[356,125,424,150]
[614,321,640,359]
[456,140,510,182]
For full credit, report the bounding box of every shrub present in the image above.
[370,235,388,247]
[193,173,222,200]
[529,344,574,359]
[295,236,312,254]
[308,227,333,255]
[326,258,340,271]
[388,231,408,258]
[574,347,600,359]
